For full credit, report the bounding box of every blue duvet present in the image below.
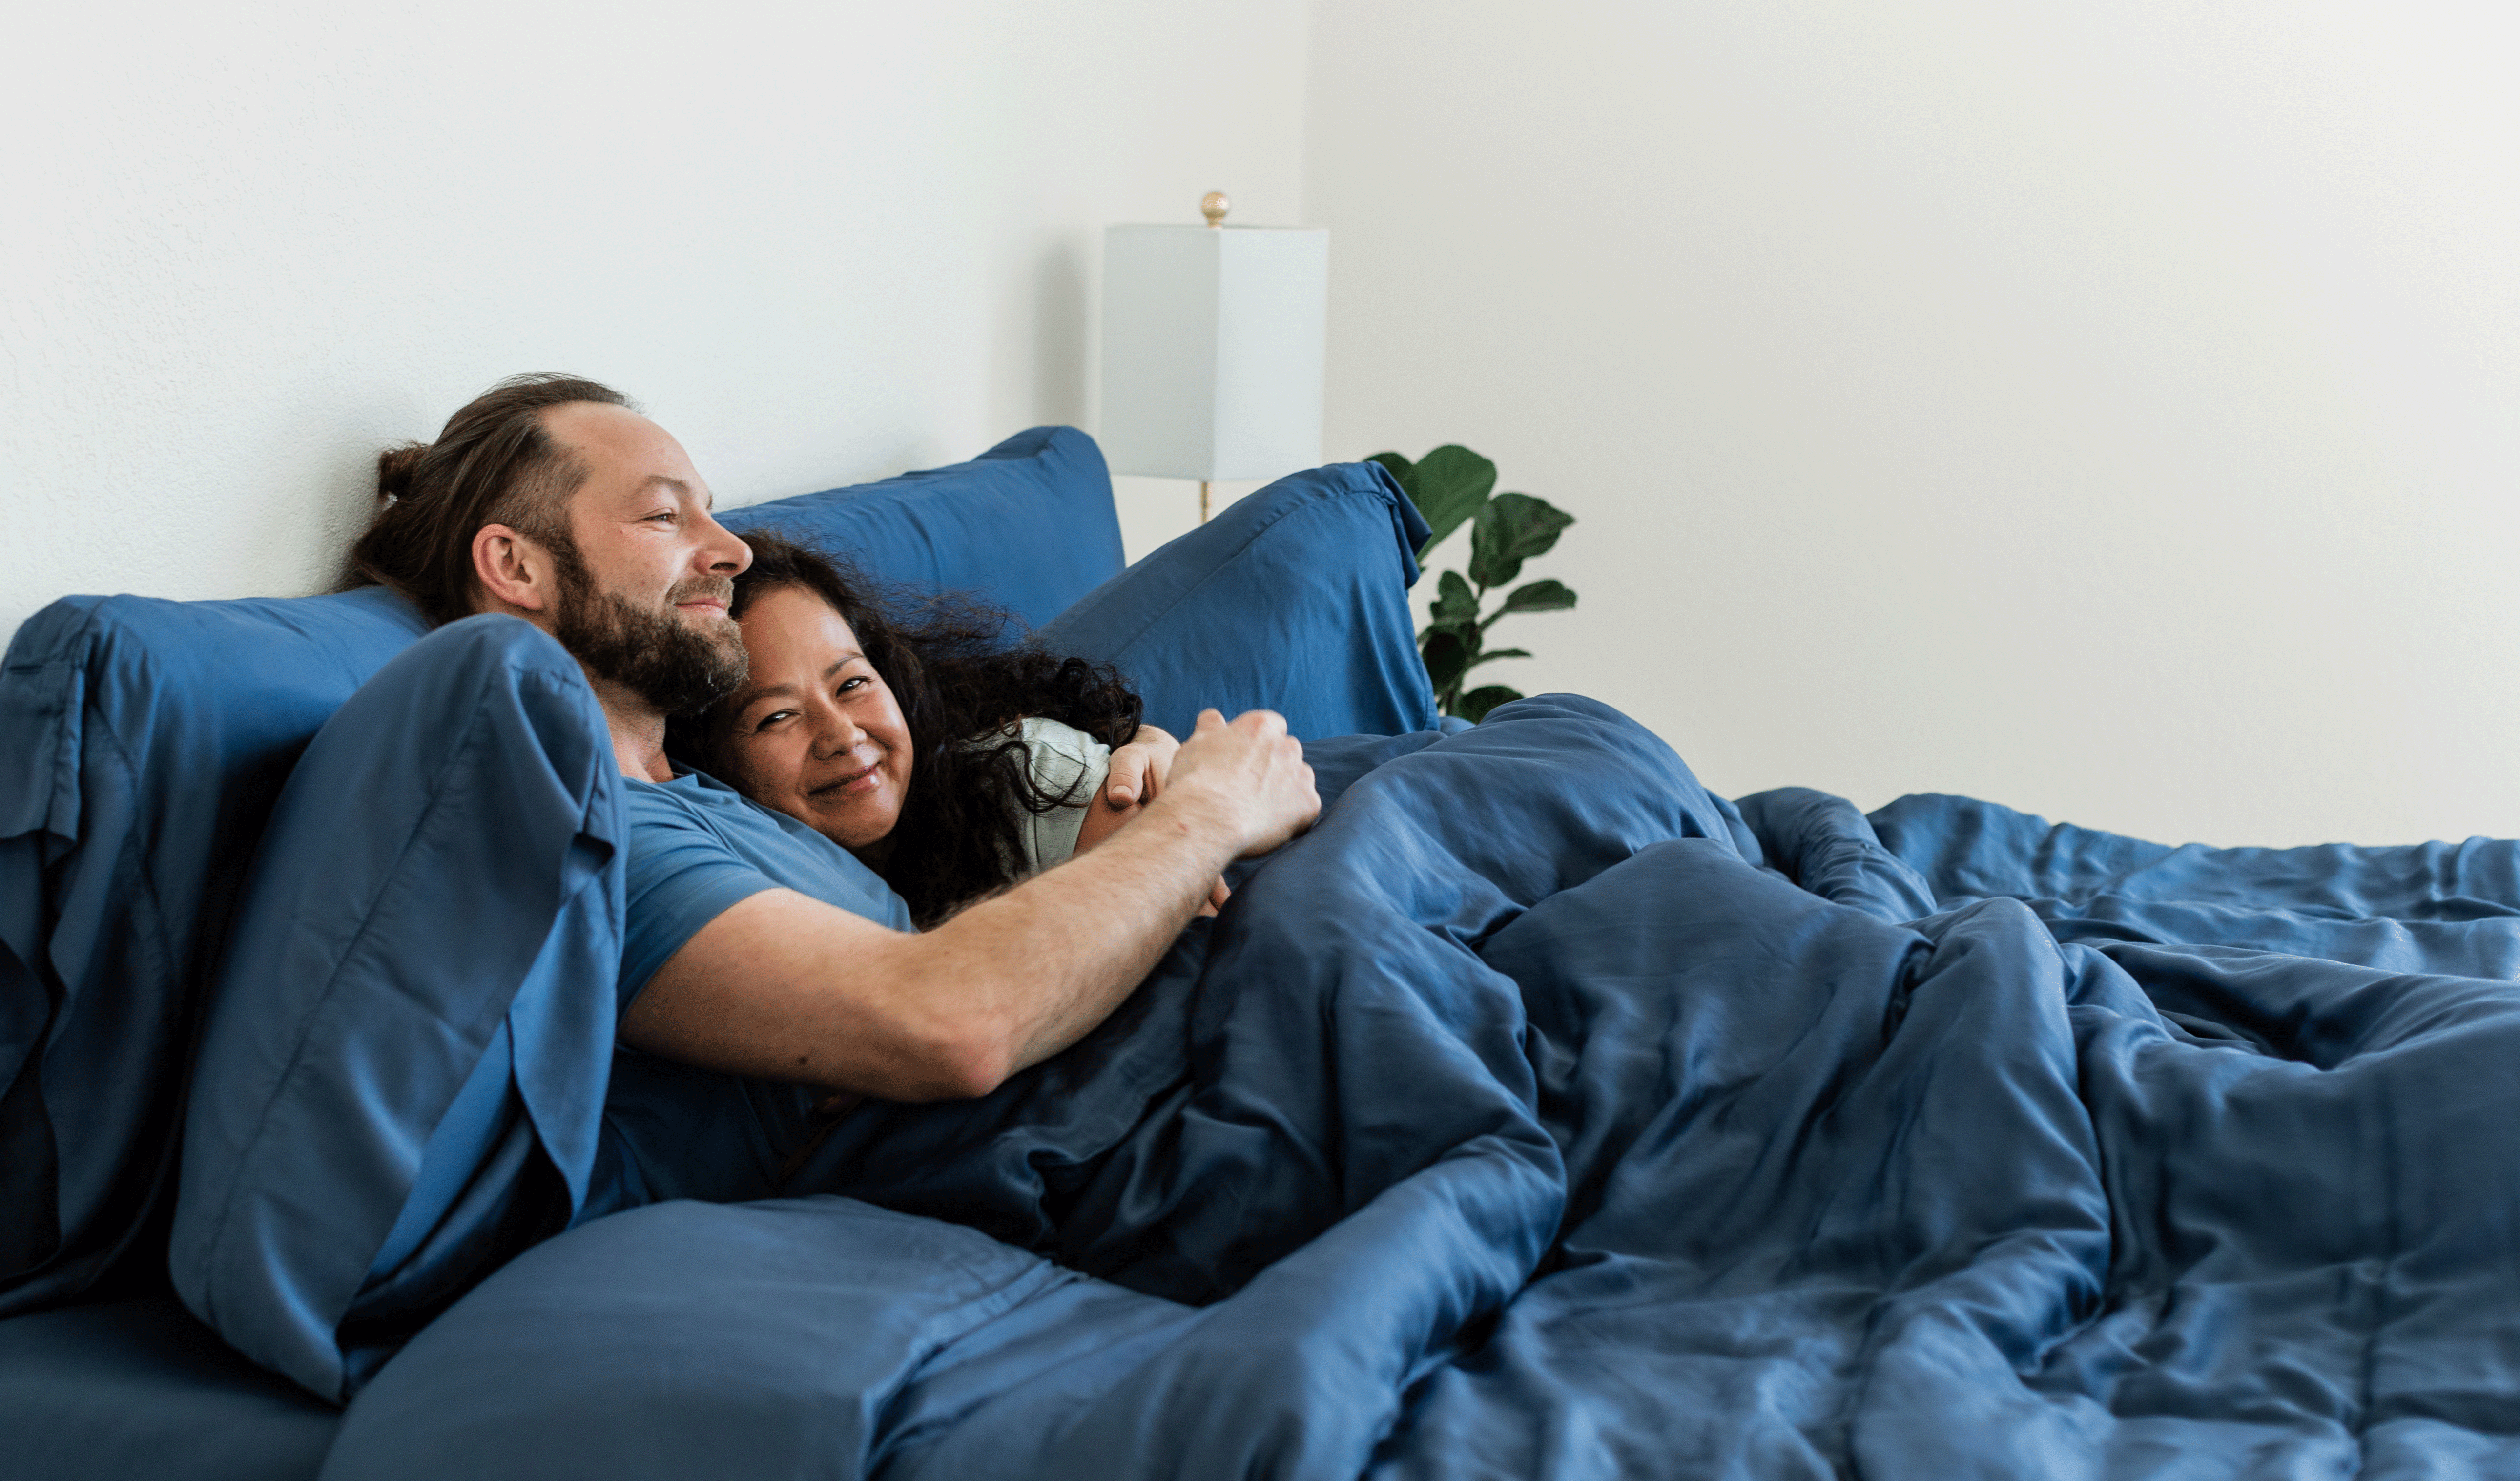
[325,697,2520,1479]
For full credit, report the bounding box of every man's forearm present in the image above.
[915,790,1242,1082]
[624,792,1244,1102]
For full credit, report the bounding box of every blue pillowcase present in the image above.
[722,426,1124,633]
[169,617,625,1401]
[320,1195,1116,1480]
[0,1294,341,1481]
[0,586,431,1317]
[1034,461,1440,742]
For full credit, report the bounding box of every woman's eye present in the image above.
[836,676,868,695]
[754,709,797,730]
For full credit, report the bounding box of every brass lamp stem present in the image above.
[1198,190,1229,522]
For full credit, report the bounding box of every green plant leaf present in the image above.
[1420,627,1471,701]
[1497,579,1577,615]
[1426,568,1481,634]
[1365,451,1415,493]
[1420,578,1482,653]
[1455,685,1523,724]
[1406,445,1497,558]
[1463,647,1532,672]
[1468,493,1575,589]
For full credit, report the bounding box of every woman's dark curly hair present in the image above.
[669,529,1142,926]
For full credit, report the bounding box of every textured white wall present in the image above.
[0,1,1308,639]
[1305,0,2520,847]
[16,1,2517,849]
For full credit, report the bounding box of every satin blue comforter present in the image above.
[324,696,2520,1480]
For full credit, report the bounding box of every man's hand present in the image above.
[1158,709,1320,859]
[1077,721,1238,914]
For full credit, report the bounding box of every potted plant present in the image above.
[1369,445,1578,724]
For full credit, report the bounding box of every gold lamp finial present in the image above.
[1201,191,1230,229]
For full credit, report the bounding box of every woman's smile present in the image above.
[812,760,884,796]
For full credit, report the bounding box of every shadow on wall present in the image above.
[1030,238,1090,432]
[254,381,447,601]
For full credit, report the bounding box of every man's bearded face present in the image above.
[548,535,748,716]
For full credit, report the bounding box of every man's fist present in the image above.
[1164,708,1321,859]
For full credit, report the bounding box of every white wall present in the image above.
[1306,0,2520,847]
[0,0,1307,639]
[14,1,2519,850]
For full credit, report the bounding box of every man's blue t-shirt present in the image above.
[593,770,914,1214]
[618,770,914,1012]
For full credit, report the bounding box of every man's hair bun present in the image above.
[375,442,427,505]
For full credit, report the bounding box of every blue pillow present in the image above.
[319,1196,1119,1481]
[0,1295,341,1481]
[722,425,1124,632]
[170,616,624,1401]
[1033,461,1439,741]
[0,586,429,1317]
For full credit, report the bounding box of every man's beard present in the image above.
[547,538,748,717]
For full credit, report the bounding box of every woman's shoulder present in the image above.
[1007,717,1110,814]
[965,715,1111,813]
[1011,714,1112,767]
[956,717,1112,878]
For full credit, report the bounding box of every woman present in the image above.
[670,530,1220,926]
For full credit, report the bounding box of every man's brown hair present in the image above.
[341,373,632,625]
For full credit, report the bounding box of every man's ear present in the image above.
[472,524,558,617]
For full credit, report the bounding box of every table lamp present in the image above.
[1099,192,1329,522]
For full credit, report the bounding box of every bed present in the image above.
[6,428,2519,1480]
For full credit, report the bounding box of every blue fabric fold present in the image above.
[1871,792,2520,977]
[170,616,624,1400]
[1735,784,1936,919]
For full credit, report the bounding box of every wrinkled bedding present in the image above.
[326,696,2520,1480]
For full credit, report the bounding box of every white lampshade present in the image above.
[1099,222,1329,482]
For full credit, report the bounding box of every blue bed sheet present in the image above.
[320,701,2520,1479]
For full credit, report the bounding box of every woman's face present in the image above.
[713,584,914,853]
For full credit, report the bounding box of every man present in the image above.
[347,373,1319,1106]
